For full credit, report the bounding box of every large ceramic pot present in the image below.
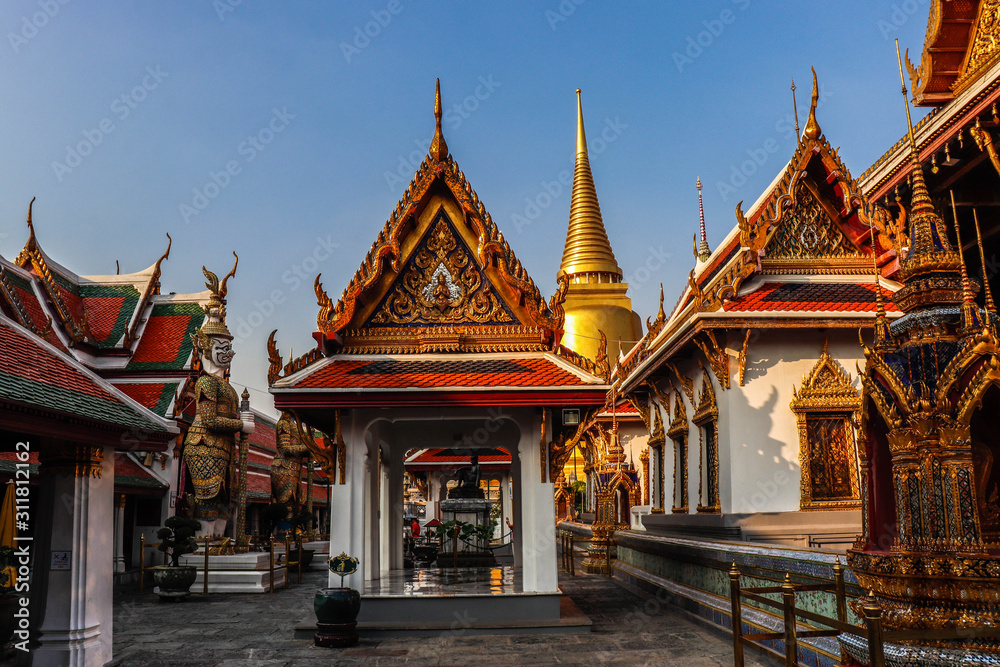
[314,587,360,624]
[152,565,197,601]
[314,587,361,647]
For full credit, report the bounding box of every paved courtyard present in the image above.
[112,568,773,666]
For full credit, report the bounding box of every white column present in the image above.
[328,414,366,591]
[388,453,404,570]
[35,445,115,667]
[518,410,557,593]
[113,494,126,573]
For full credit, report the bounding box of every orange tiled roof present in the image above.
[114,452,168,491]
[290,355,597,390]
[114,382,178,417]
[127,302,204,370]
[723,282,898,313]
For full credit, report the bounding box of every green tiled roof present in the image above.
[0,372,169,433]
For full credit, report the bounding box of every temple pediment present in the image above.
[313,84,564,356]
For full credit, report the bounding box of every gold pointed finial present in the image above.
[791,78,800,140]
[867,215,892,349]
[950,190,981,332]
[696,177,710,261]
[803,67,821,140]
[891,39,963,314]
[429,78,448,162]
[26,196,35,234]
[973,208,996,315]
[657,283,665,322]
[558,88,623,281]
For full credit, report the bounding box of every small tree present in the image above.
[156,516,201,567]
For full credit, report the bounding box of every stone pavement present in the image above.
[113,567,774,666]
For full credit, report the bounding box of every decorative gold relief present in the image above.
[737,329,752,387]
[768,184,861,261]
[668,391,689,513]
[791,341,862,510]
[694,330,730,390]
[954,0,1000,93]
[266,329,283,386]
[369,214,514,327]
[40,444,104,478]
[693,366,720,513]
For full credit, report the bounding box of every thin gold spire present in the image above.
[890,39,963,316]
[803,67,821,140]
[791,78,800,140]
[867,216,891,349]
[429,78,448,162]
[950,190,980,332]
[558,88,623,281]
[657,283,665,322]
[696,178,710,261]
[973,208,996,314]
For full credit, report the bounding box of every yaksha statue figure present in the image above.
[271,412,313,509]
[182,262,254,537]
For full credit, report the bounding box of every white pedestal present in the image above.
[177,552,286,593]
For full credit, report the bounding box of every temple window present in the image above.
[790,342,862,510]
[693,368,720,513]
[667,392,689,513]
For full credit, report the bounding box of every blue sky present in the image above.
[0,1,931,413]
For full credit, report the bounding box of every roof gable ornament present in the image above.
[310,80,565,358]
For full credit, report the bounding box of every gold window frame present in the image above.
[790,343,862,510]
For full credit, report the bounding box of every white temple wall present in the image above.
[721,328,862,515]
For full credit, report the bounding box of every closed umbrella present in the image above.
[0,481,17,590]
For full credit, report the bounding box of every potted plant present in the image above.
[153,515,201,601]
[314,552,360,648]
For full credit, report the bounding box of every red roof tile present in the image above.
[114,452,168,490]
[723,282,899,313]
[128,303,204,369]
[291,356,594,390]
[1,317,170,433]
[406,447,511,465]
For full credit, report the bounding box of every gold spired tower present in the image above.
[557,89,642,364]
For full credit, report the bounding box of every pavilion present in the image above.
[269,81,641,612]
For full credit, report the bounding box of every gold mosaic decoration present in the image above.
[368,215,514,327]
[790,341,861,510]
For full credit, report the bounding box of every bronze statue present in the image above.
[271,412,312,508]
[449,454,483,499]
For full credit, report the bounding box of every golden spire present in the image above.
[950,190,980,332]
[429,78,448,162]
[657,283,665,322]
[791,78,800,140]
[696,178,710,261]
[803,67,821,140]
[558,88,623,281]
[891,39,963,313]
[974,208,996,315]
[867,216,892,350]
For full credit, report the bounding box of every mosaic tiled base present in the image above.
[839,633,1000,667]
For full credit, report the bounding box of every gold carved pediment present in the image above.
[365,211,518,328]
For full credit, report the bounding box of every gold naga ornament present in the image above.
[847,43,1000,640]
